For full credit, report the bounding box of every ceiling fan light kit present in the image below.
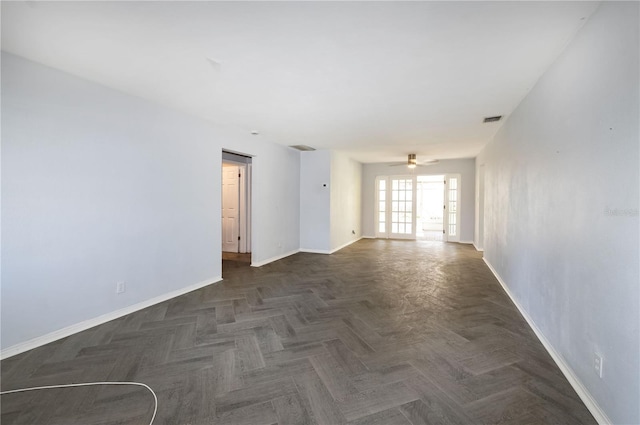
[408,154,417,169]
[390,154,438,169]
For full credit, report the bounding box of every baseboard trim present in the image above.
[299,248,331,254]
[458,240,474,244]
[330,237,362,254]
[251,249,299,267]
[361,235,376,239]
[0,276,223,360]
[473,243,484,252]
[299,237,364,256]
[482,258,611,425]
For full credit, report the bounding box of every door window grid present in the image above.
[377,174,459,241]
[448,177,458,236]
[378,179,386,233]
[391,178,413,235]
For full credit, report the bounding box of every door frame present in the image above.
[374,176,386,239]
[416,174,445,239]
[444,173,462,242]
[222,160,251,253]
[375,173,462,242]
[243,163,252,253]
[375,175,417,240]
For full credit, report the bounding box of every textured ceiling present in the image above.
[1,1,599,163]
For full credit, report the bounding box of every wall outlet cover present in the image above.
[594,353,603,378]
[116,282,126,294]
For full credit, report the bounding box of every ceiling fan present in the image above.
[389,154,439,169]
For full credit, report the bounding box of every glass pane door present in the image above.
[375,177,387,237]
[389,177,416,239]
[375,175,417,240]
[444,174,461,242]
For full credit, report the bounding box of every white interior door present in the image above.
[222,164,240,252]
[444,174,461,242]
[375,176,417,240]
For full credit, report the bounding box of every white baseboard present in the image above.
[330,237,363,254]
[251,249,299,267]
[300,237,364,255]
[361,235,376,239]
[0,276,223,360]
[459,240,474,244]
[473,243,484,252]
[483,258,611,425]
[299,248,331,254]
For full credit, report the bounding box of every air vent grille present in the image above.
[289,145,316,151]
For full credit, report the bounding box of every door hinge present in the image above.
[443,204,446,209]
[238,173,241,178]
[238,236,241,241]
[443,229,445,234]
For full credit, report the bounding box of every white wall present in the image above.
[330,151,362,251]
[478,3,639,424]
[299,150,331,252]
[361,159,475,242]
[474,163,485,251]
[249,145,300,263]
[300,150,362,253]
[1,53,300,352]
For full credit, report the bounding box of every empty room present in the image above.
[1,1,638,425]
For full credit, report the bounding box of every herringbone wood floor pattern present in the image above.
[1,240,597,425]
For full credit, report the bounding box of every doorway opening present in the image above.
[222,150,252,271]
[416,175,444,241]
[375,173,461,242]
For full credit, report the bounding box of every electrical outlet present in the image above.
[116,281,126,294]
[594,353,603,378]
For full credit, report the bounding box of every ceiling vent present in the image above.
[483,115,502,123]
[289,145,316,151]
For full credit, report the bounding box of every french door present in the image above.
[376,174,461,241]
[444,174,461,242]
[375,176,417,239]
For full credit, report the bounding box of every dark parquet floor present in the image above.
[1,239,597,424]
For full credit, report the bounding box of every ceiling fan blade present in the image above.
[417,160,439,166]
[388,157,438,167]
